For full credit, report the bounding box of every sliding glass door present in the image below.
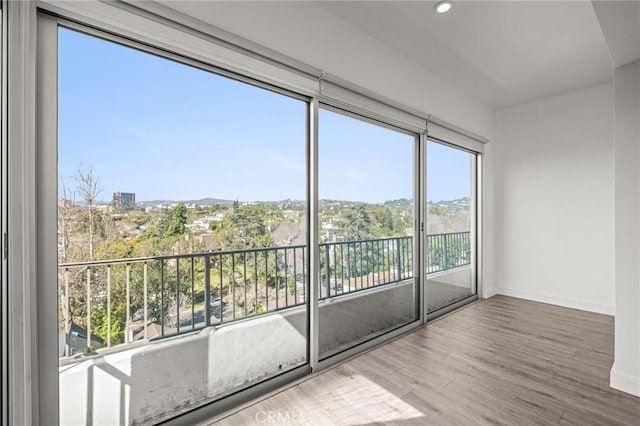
[38,11,482,425]
[318,107,419,359]
[426,139,477,315]
[56,27,308,425]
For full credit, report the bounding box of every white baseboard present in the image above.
[494,287,615,315]
[482,286,498,299]
[610,364,640,397]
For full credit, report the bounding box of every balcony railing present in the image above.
[320,236,414,299]
[58,232,470,357]
[427,231,472,273]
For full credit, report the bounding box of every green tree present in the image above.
[218,203,281,249]
[339,204,373,240]
[132,212,151,227]
[158,204,188,238]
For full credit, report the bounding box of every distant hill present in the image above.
[118,196,469,210]
[383,198,412,208]
[428,197,470,211]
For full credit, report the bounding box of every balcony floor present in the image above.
[211,295,639,426]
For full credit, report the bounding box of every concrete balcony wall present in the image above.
[59,281,415,425]
[59,310,306,426]
[319,281,415,357]
[426,266,475,313]
[427,266,471,289]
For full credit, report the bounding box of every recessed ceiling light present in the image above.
[434,0,452,13]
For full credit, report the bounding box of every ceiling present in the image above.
[592,0,640,69]
[315,1,613,108]
[158,1,630,110]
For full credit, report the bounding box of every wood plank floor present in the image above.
[212,295,640,425]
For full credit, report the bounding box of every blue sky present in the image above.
[59,28,470,204]
[427,141,472,203]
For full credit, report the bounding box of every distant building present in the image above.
[112,192,136,210]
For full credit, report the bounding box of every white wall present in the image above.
[611,59,640,396]
[493,82,615,314]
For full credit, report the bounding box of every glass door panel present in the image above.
[318,107,417,360]
[57,27,308,425]
[426,139,477,314]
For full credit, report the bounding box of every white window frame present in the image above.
[6,1,40,424]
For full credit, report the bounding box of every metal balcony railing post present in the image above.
[254,253,258,311]
[368,241,372,286]
[283,249,288,308]
[333,246,338,293]
[125,264,131,343]
[358,242,362,283]
[160,260,165,336]
[86,267,91,351]
[243,253,248,314]
[232,253,237,318]
[143,262,148,339]
[443,233,449,270]
[389,240,392,281]
[377,240,381,284]
[273,250,278,310]
[204,255,211,326]
[293,248,297,304]
[324,247,331,298]
[107,265,111,347]
[387,240,392,280]
[220,253,224,323]
[302,246,307,302]
[264,251,269,311]
[176,259,180,333]
[340,245,344,291]
[346,243,351,281]
[64,269,70,357]
[396,238,402,280]
[191,258,195,329]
